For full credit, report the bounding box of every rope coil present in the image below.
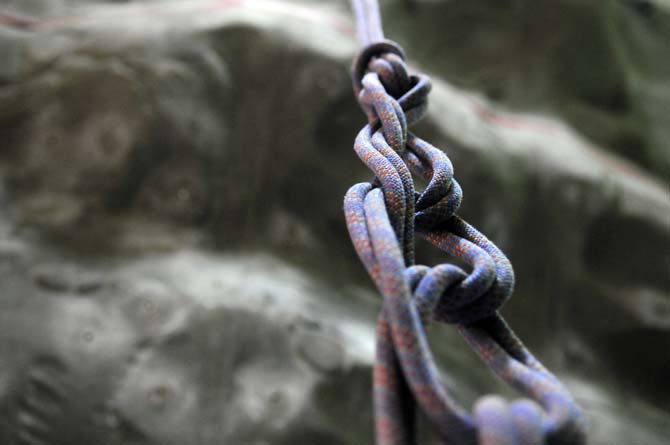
[344,1,586,444]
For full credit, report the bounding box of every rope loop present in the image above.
[474,397,544,445]
[352,39,406,95]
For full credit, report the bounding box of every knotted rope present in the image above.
[344,1,586,444]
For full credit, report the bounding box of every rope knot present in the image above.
[404,220,512,327]
[352,40,406,97]
[353,41,432,153]
[403,134,462,230]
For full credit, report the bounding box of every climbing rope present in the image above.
[344,1,586,444]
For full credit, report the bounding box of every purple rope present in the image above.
[345,1,586,444]
[350,0,385,45]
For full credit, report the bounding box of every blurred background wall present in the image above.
[0,1,668,444]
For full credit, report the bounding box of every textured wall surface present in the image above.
[0,0,668,444]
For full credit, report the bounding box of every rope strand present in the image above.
[350,0,385,45]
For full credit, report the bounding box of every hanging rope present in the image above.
[344,1,586,444]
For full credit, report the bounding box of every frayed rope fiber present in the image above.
[344,1,586,444]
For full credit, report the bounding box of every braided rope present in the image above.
[345,2,586,444]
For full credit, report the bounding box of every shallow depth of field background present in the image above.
[0,0,668,444]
